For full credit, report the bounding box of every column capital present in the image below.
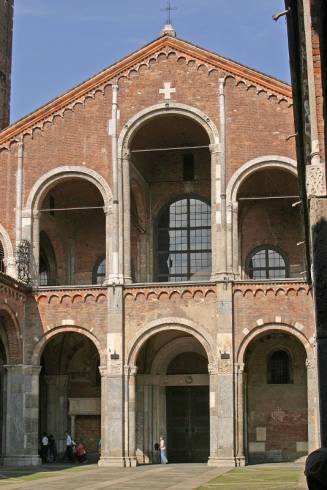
[208,362,219,375]
[5,364,42,376]
[124,365,138,376]
[306,357,315,370]
[234,362,245,374]
[209,143,220,154]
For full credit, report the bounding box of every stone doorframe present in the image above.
[235,323,319,465]
[117,102,222,283]
[225,156,297,278]
[22,166,113,285]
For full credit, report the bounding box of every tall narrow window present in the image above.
[0,242,4,273]
[268,350,291,384]
[247,247,288,279]
[157,197,211,282]
[39,255,49,286]
[93,257,105,285]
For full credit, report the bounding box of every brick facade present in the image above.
[0,29,319,466]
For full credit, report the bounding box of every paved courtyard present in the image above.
[0,463,306,490]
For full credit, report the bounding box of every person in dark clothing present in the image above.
[48,435,57,463]
[305,448,327,490]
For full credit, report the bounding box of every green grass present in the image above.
[198,467,301,490]
[0,464,94,482]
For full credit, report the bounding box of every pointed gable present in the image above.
[0,34,291,148]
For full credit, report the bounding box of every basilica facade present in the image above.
[0,23,320,466]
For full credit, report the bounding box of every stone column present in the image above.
[306,355,320,452]
[208,282,235,466]
[43,375,68,454]
[122,150,132,284]
[31,210,40,284]
[99,285,126,467]
[232,202,240,277]
[125,366,137,466]
[3,365,41,466]
[210,143,219,280]
[235,363,246,466]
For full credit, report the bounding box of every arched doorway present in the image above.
[244,331,308,463]
[39,332,101,458]
[135,331,210,464]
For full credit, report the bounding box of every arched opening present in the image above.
[38,179,105,286]
[129,113,211,283]
[237,168,305,279]
[39,332,101,460]
[244,331,308,463]
[135,330,209,464]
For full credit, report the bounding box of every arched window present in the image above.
[157,197,211,282]
[247,247,288,279]
[0,242,4,273]
[93,257,105,285]
[39,254,49,286]
[268,350,292,384]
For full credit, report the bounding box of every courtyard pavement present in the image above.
[0,462,307,490]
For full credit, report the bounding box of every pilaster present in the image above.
[3,365,41,466]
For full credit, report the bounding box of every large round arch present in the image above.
[25,166,113,212]
[127,317,215,369]
[31,325,104,366]
[226,155,297,205]
[118,102,220,152]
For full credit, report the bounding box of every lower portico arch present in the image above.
[34,327,102,459]
[235,324,318,465]
[125,318,222,465]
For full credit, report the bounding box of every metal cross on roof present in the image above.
[161,0,177,25]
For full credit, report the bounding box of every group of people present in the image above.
[40,432,87,464]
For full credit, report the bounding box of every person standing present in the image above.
[159,436,168,464]
[65,432,75,463]
[48,435,57,463]
[40,432,48,464]
[76,441,87,464]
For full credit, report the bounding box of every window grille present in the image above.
[93,257,105,285]
[0,242,4,273]
[157,197,211,282]
[268,350,291,384]
[247,247,288,279]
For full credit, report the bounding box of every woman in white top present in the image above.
[159,436,168,464]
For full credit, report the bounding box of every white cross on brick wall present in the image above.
[159,82,176,100]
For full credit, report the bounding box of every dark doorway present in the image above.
[166,386,209,463]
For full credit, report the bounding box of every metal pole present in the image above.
[131,145,209,153]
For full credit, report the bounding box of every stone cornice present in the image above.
[0,35,292,148]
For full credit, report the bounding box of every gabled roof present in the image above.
[0,34,292,147]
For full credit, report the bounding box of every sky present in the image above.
[11,0,290,123]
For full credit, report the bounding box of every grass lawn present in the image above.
[0,464,93,482]
[197,466,302,490]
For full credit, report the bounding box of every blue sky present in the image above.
[11,0,290,123]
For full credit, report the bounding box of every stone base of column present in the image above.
[235,456,246,467]
[3,455,41,466]
[124,457,137,467]
[98,456,129,467]
[207,456,236,467]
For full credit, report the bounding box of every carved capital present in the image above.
[306,164,327,197]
